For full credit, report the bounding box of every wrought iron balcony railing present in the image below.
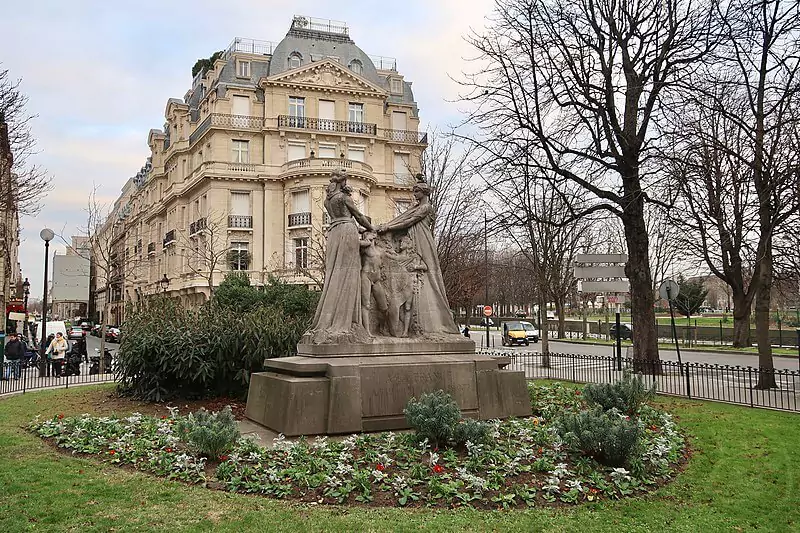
[278,115,377,135]
[228,215,253,229]
[287,212,312,227]
[163,230,176,247]
[189,217,207,236]
[147,242,156,254]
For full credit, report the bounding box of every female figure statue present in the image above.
[377,179,460,336]
[307,169,374,343]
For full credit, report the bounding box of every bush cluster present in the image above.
[556,408,641,467]
[176,406,240,460]
[116,275,318,401]
[583,372,655,416]
[404,390,490,448]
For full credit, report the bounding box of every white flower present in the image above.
[543,477,561,494]
[428,451,440,466]
[566,479,584,492]
[552,463,571,478]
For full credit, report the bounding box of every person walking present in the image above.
[47,332,68,378]
[3,332,24,380]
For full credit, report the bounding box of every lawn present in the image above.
[1,384,799,532]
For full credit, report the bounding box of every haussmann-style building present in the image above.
[94,16,426,323]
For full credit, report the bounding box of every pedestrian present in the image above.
[462,325,470,338]
[3,332,24,380]
[47,332,68,378]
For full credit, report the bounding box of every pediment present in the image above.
[263,59,387,96]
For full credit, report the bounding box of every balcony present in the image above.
[288,212,312,227]
[278,115,377,136]
[224,37,278,59]
[163,230,176,247]
[189,217,207,236]
[228,215,253,229]
[147,242,156,255]
[280,158,374,184]
[384,129,427,144]
[227,162,259,173]
[189,113,265,146]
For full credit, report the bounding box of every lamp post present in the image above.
[160,274,170,294]
[38,228,54,378]
[22,278,30,341]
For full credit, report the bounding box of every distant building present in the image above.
[94,16,426,322]
[51,238,90,319]
[1,114,23,330]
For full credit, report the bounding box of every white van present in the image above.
[42,321,68,342]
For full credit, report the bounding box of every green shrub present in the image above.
[116,277,318,401]
[583,373,655,416]
[556,408,640,467]
[176,406,240,460]
[453,417,491,446]
[404,390,462,447]
[528,382,584,420]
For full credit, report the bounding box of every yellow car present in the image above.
[501,321,530,347]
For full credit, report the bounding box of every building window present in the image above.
[232,140,249,163]
[348,103,365,134]
[288,96,305,127]
[347,146,365,162]
[229,241,250,271]
[391,78,403,94]
[288,143,306,161]
[230,191,250,216]
[395,200,411,216]
[288,53,302,69]
[349,59,363,74]
[236,60,251,78]
[294,237,308,270]
[291,189,310,213]
[394,152,411,184]
[318,143,336,159]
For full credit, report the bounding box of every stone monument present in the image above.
[246,170,531,436]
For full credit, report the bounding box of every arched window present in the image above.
[288,53,302,69]
[349,59,363,75]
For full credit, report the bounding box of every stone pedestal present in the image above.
[245,341,532,436]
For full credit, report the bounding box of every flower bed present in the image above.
[28,383,687,509]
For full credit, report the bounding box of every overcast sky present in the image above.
[1,0,495,299]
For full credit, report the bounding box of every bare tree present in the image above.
[458,0,717,367]
[0,68,51,217]
[178,211,230,296]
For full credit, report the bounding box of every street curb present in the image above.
[549,338,799,359]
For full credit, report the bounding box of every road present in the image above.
[468,328,799,371]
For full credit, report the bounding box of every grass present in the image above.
[1,384,799,532]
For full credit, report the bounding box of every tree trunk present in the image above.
[555,298,566,338]
[754,250,777,389]
[731,293,752,347]
[99,301,110,373]
[622,210,660,373]
[540,293,550,367]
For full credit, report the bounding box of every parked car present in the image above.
[67,326,85,340]
[520,321,539,343]
[80,321,92,332]
[609,323,633,341]
[501,321,530,346]
[105,327,121,343]
[90,324,102,337]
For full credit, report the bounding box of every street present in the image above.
[468,328,800,371]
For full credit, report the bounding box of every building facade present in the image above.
[95,16,426,319]
[50,237,91,320]
[1,115,23,330]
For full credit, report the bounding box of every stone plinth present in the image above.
[245,344,531,436]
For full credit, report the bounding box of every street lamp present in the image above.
[159,274,170,293]
[38,228,54,378]
[21,278,30,341]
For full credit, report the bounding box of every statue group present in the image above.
[306,169,460,345]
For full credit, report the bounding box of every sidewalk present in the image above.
[550,337,800,359]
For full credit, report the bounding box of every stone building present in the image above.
[0,114,23,329]
[94,16,426,319]
[50,237,91,320]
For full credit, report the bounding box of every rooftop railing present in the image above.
[291,15,348,35]
[369,55,397,71]
[224,37,278,59]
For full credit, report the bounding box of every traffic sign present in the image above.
[483,305,493,317]
[659,280,680,301]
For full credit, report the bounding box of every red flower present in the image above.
[624,416,630,420]
[575,390,581,395]
[219,455,229,461]
[165,447,172,453]
[538,448,544,454]
[57,414,64,420]
[376,463,385,471]
[589,487,599,494]
[109,450,116,455]
[432,464,444,474]
[160,415,168,420]
[649,425,659,431]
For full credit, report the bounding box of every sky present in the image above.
[0,0,496,299]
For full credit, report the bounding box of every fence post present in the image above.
[748,367,754,408]
[685,362,691,399]
[719,320,723,346]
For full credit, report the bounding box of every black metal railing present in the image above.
[1,358,116,396]
[478,350,800,413]
[189,217,207,235]
[189,114,264,146]
[147,242,156,254]
[287,212,312,227]
[278,115,377,135]
[228,215,253,229]
[163,230,175,247]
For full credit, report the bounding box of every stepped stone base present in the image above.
[245,345,532,436]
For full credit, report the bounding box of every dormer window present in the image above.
[236,60,251,78]
[391,78,403,95]
[288,53,302,69]
[349,59,363,75]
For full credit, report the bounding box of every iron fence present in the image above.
[479,350,800,412]
[1,359,115,396]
